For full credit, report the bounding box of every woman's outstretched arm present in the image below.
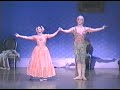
[15,33,35,40]
[46,29,60,39]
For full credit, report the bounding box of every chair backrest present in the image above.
[3,37,17,50]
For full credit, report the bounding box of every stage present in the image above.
[0,68,120,89]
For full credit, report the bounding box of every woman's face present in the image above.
[36,26,44,33]
[76,16,84,25]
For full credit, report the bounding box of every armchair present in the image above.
[3,37,20,69]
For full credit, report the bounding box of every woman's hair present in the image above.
[36,26,45,32]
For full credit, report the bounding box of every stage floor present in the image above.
[0,68,120,89]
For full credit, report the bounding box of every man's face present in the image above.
[76,16,84,25]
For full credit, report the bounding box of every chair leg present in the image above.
[3,57,6,68]
[6,58,10,70]
[14,56,16,69]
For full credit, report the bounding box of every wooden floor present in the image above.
[0,68,120,89]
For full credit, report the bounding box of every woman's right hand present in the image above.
[15,33,20,37]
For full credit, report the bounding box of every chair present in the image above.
[3,37,19,69]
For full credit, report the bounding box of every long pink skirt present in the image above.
[27,46,56,78]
